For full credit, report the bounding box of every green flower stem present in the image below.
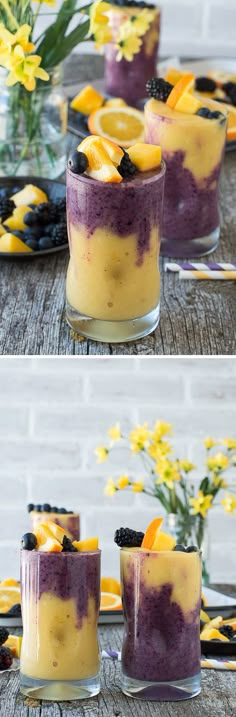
[0,0,19,29]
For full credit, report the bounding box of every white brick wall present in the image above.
[35,0,236,58]
[0,357,235,584]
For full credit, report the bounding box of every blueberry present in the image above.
[38,236,54,250]
[196,107,212,119]
[58,508,67,514]
[35,505,42,512]
[8,604,21,617]
[62,535,77,552]
[24,211,38,226]
[42,503,51,512]
[11,186,21,195]
[173,544,186,552]
[27,503,34,513]
[25,239,38,251]
[209,110,224,120]
[0,188,9,199]
[51,506,58,513]
[12,231,25,240]
[30,226,43,240]
[68,151,88,175]
[21,532,37,550]
[186,545,198,553]
[44,223,54,237]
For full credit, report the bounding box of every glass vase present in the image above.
[0,65,67,178]
[165,513,210,585]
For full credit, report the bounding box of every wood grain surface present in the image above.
[0,584,235,717]
[0,55,235,356]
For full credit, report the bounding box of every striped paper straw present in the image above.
[165,262,236,272]
[179,270,236,280]
[101,651,236,671]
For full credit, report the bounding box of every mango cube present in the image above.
[79,135,124,168]
[73,537,99,551]
[151,531,176,551]
[77,137,122,183]
[5,634,22,658]
[105,98,127,108]
[127,143,162,172]
[0,233,32,253]
[175,92,202,114]
[0,223,5,237]
[70,85,104,115]
[4,205,32,232]
[11,184,48,206]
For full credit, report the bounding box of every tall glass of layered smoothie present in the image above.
[117,518,201,701]
[104,3,160,104]
[66,136,165,342]
[28,504,80,541]
[20,522,100,700]
[145,76,228,257]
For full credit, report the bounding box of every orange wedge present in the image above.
[141,517,163,549]
[165,68,184,86]
[76,136,122,183]
[34,521,65,547]
[166,73,195,109]
[226,104,236,141]
[0,586,21,612]
[100,592,122,610]
[79,135,124,167]
[0,578,19,587]
[73,537,99,551]
[101,577,121,596]
[88,106,145,148]
[70,85,104,115]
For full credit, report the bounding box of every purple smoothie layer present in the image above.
[122,577,200,682]
[66,166,165,265]
[21,550,101,626]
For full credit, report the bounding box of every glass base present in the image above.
[160,226,220,258]
[121,671,201,701]
[66,303,160,343]
[20,672,100,701]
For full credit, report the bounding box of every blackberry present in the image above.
[146,77,173,101]
[62,535,78,552]
[0,646,13,670]
[219,625,234,639]
[173,544,186,552]
[51,222,67,246]
[35,202,57,225]
[0,627,9,646]
[118,152,137,178]
[68,151,88,175]
[0,198,15,222]
[7,604,21,617]
[195,76,217,93]
[21,532,37,550]
[114,527,144,548]
[54,198,66,214]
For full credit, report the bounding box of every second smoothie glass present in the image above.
[20,549,101,700]
[66,163,165,342]
[120,546,201,700]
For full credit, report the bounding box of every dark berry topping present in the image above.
[196,107,225,121]
[219,625,234,639]
[7,604,21,617]
[21,532,37,550]
[42,503,51,512]
[25,239,38,251]
[51,506,58,513]
[0,198,15,222]
[118,151,137,178]
[35,505,42,512]
[0,646,13,670]
[173,544,186,552]
[114,527,144,548]
[107,0,155,7]
[27,503,34,513]
[186,545,198,553]
[195,76,217,93]
[146,77,173,102]
[58,508,67,514]
[35,202,57,225]
[68,150,89,175]
[38,236,54,250]
[0,627,9,646]
[55,198,66,214]
[11,230,25,240]
[23,211,38,226]
[62,535,78,552]
[222,81,236,105]
[51,223,67,246]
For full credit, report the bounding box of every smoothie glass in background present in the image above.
[120,546,201,700]
[104,4,160,104]
[66,162,166,343]
[145,97,228,257]
[29,507,80,541]
[20,548,101,700]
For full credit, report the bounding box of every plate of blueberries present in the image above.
[0,177,68,257]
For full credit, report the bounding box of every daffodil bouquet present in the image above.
[0,0,156,175]
[96,422,236,581]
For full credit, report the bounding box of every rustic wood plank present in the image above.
[0,56,235,356]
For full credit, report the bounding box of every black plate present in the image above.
[0,176,68,258]
[201,606,236,656]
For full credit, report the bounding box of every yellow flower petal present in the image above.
[95,446,109,463]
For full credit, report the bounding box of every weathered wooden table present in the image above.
[0,584,235,716]
[0,56,235,356]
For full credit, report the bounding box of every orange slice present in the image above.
[73,537,99,551]
[0,578,20,587]
[101,577,121,596]
[141,517,163,549]
[79,135,124,168]
[70,85,104,115]
[76,136,122,183]
[100,592,122,610]
[4,635,22,657]
[88,106,145,148]
[166,73,195,109]
[0,586,21,612]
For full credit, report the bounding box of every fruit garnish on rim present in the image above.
[146,76,227,122]
[21,522,99,553]
[114,518,200,553]
[67,136,162,184]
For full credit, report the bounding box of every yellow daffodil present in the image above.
[129,423,150,453]
[117,475,129,489]
[125,9,153,38]
[213,476,227,488]
[148,440,171,461]
[179,460,196,474]
[0,23,14,55]
[206,452,229,474]
[220,438,236,451]
[116,33,142,62]
[204,437,217,450]
[89,1,111,34]
[155,458,181,490]
[151,421,173,442]
[132,480,144,493]
[5,47,49,91]
[108,422,121,443]
[221,492,236,514]
[189,491,213,518]
[32,0,56,5]
[12,25,35,54]
[93,25,112,49]
[104,478,116,496]
[95,446,109,463]
[232,454,236,465]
